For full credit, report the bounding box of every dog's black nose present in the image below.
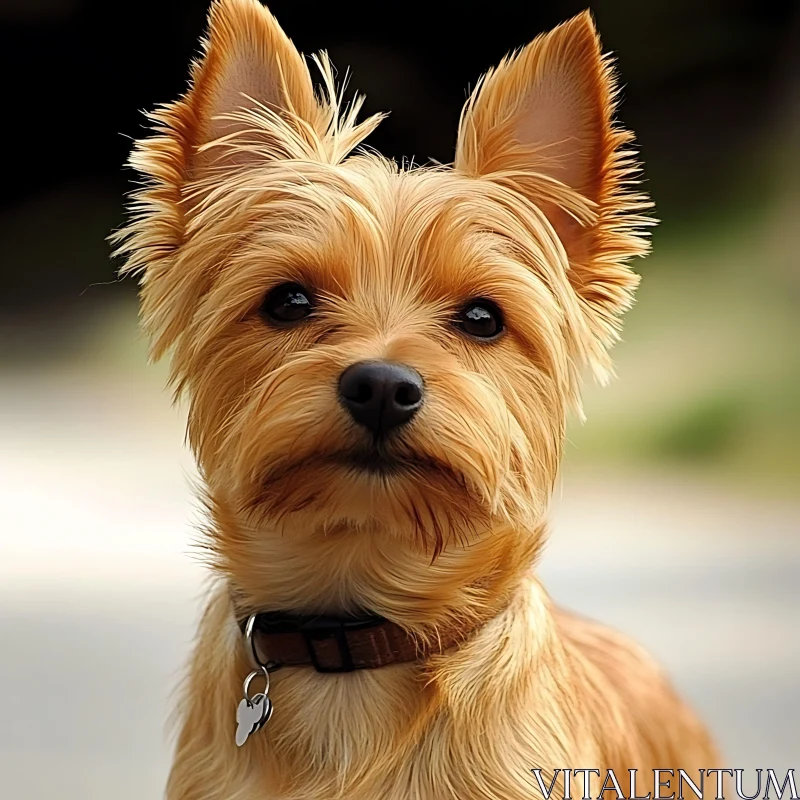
[338,360,424,435]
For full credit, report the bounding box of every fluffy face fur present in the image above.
[116,1,718,798]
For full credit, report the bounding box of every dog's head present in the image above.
[117,0,649,599]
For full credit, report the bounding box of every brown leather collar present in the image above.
[238,609,475,673]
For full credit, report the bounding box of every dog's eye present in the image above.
[260,282,313,324]
[454,299,505,340]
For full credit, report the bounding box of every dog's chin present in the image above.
[242,445,489,544]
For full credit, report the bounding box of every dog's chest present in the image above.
[254,671,553,800]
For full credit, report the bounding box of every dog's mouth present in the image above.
[330,447,439,477]
[257,444,458,491]
[247,442,488,546]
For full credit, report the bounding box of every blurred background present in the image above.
[0,0,797,797]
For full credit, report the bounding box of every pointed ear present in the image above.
[455,11,652,358]
[153,0,326,183]
[115,0,330,361]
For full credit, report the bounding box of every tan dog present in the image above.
[116,0,719,797]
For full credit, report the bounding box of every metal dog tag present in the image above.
[235,691,273,747]
[235,663,274,746]
[235,613,282,746]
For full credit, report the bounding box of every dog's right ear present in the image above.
[116,0,329,360]
[142,0,325,183]
[116,0,380,361]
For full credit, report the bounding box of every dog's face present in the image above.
[176,164,578,552]
[118,0,649,601]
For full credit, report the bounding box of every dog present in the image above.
[116,0,719,797]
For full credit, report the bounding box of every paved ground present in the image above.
[1,367,797,800]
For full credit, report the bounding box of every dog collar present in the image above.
[231,602,502,746]
[237,609,463,674]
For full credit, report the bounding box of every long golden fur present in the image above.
[115,1,719,797]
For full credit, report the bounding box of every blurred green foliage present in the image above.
[649,393,749,461]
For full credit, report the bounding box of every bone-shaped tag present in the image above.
[235,692,272,747]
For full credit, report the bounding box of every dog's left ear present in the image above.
[455,11,652,362]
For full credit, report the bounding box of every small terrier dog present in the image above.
[117,0,719,797]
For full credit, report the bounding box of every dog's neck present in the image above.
[234,603,506,674]
[184,574,559,800]
[214,506,547,637]
[172,511,555,797]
